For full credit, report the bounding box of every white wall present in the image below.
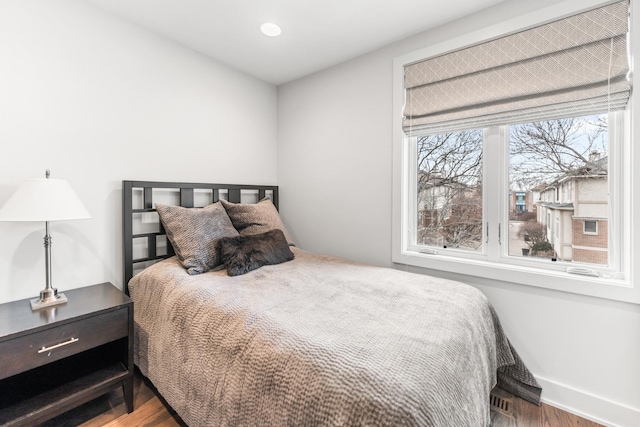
[277,0,640,425]
[0,0,277,303]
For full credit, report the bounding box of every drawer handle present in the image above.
[37,337,79,354]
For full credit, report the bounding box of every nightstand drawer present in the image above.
[0,307,128,380]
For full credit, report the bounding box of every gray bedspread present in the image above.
[129,247,540,427]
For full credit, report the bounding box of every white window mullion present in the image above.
[483,126,505,261]
[498,125,510,260]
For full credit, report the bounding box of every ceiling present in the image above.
[85,0,507,86]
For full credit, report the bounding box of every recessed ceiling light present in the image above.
[260,22,282,37]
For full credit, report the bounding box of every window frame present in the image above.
[392,0,638,304]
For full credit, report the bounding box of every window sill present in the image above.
[393,249,638,304]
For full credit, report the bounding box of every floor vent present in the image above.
[490,393,512,414]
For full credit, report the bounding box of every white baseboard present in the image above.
[536,376,640,427]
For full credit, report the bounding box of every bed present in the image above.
[122,180,541,427]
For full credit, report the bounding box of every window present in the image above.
[408,113,616,265]
[584,220,598,234]
[510,114,609,263]
[393,0,636,302]
[514,192,526,213]
[416,130,483,252]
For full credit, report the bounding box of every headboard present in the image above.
[122,180,279,294]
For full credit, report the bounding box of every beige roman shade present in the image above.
[403,0,631,135]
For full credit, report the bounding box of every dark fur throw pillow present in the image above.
[219,229,295,276]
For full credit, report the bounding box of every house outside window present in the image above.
[514,192,527,213]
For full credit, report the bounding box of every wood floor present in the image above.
[38,368,604,427]
[489,387,604,427]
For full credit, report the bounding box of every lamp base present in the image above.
[30,291,68,310]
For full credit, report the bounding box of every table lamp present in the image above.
[0,170,91,310]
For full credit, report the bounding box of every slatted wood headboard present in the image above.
[122,180,279,294]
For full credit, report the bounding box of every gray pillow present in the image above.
[220,198,294,245]
[219,229,294,276]
[156,202,239,275]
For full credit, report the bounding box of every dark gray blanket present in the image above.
[130,248,540,426]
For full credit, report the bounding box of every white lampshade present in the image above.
[0,178,91,222]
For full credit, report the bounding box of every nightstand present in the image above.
[0,283,133,426]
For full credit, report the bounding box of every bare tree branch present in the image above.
[509,116,608,188]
